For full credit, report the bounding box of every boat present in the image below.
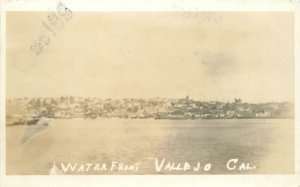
[84,111,98,119]
[26,115,41,125]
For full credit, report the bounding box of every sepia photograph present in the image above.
[4,7,296,176]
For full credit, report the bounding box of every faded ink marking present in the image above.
[30,1,72,56]
[173,11,223,24]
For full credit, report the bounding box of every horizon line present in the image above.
[6,96,294,104]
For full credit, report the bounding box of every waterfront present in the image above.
[6,97,294,123]
[6,118,294,174]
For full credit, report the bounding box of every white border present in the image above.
[1,0,298,11]
[1,0,299,187]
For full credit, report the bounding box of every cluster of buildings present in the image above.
[6,96,294,123]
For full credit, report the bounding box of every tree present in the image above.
[70,96,75,104]
[42,98,47,107]
[234,98,242,104]
[36,98,41,108]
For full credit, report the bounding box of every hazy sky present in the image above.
[6,12,294,102]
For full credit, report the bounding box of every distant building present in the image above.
[255,111,271,118]
[226,111,235,118]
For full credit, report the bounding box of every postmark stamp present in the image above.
[30,1,72,56]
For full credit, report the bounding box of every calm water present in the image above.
[6,119,294,174]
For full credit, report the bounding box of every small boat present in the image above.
[84,111,97,119]
[26,116,41,125]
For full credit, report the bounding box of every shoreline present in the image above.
[5,117,294,127]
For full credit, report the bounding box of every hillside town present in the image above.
[6,96,294,125]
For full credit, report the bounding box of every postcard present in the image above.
[1,0,299,186]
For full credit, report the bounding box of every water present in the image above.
[6,119,294,174]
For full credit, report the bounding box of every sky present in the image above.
[6,12,294,102]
